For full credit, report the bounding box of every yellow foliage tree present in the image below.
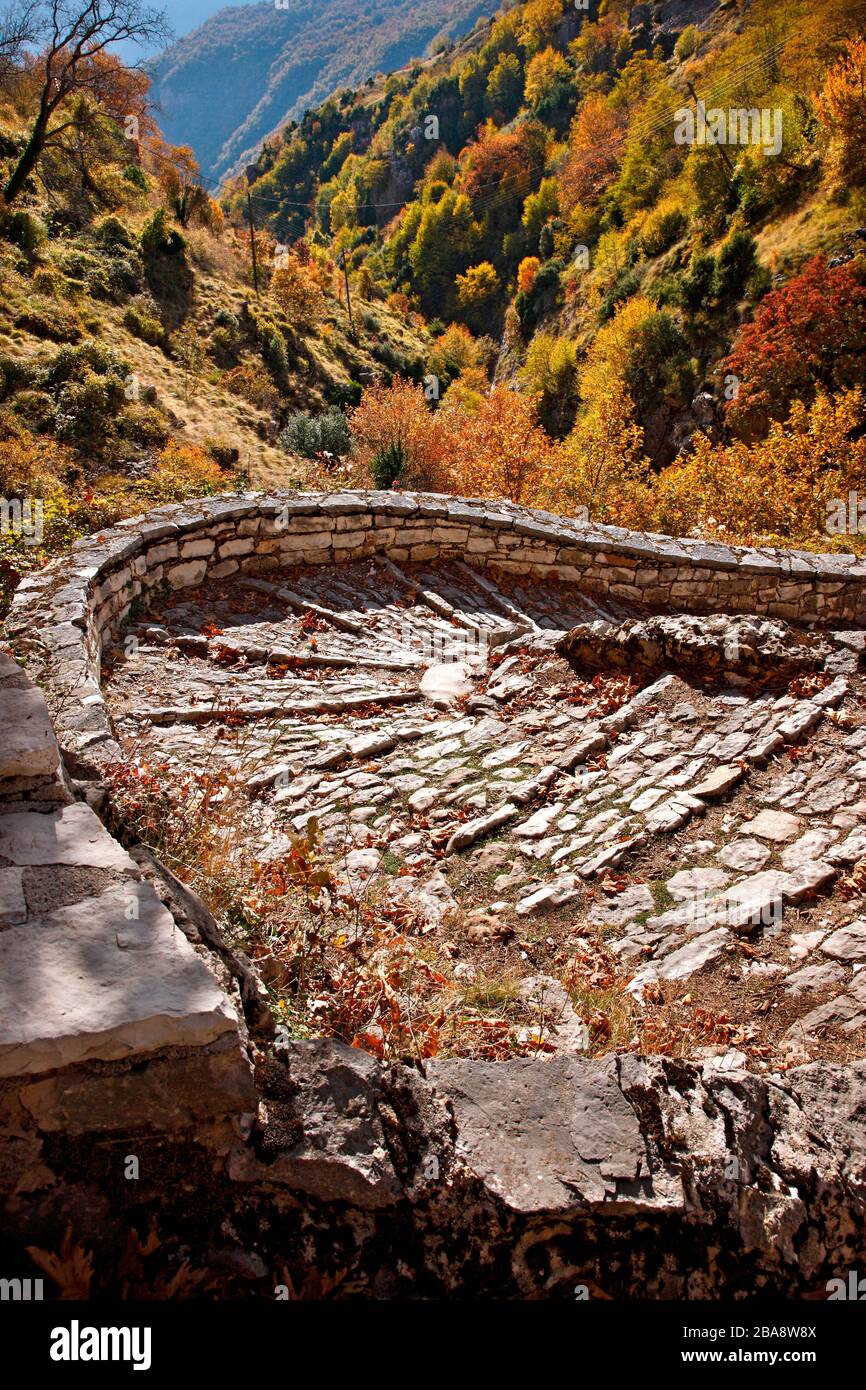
[520,0,564,57]
[648,390,866,547]
[525,46,569,106]
[455,261,499,308]
[270,254,325,327]
[815,35,866,185]
[544,380,648,524]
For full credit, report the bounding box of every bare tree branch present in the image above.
[2,0,172,204]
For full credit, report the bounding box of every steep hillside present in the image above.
[0,47,430,611]
[148,0,491,184]
[232,0,866,548]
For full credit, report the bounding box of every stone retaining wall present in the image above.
[2,492,866,1295]
[5,489,866,770]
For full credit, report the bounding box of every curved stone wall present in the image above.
[3,492,866,1293]
[6,489,866,768]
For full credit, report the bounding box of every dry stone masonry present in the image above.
[3,490,866,1296]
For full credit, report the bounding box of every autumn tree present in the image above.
[270,251,325,328]
[455,260,500,331]
[815,35,866,186]
[349,378,449,490]
[426,322,490,384]
[649,390,866,547]
[485,53,523,120]
[724,254,866,439]
[547,380,648,524]
[560,94,627,212]
[521,175,558,252]
[518,331,579,437]
[2,0,170,206]
[445,385,554,504]
[519,0,563,57]
[147,135,219,230]
[517,255,540,294]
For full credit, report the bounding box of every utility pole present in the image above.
[339,250,356,340]
[246,192,260,298]
[686,82,735,181]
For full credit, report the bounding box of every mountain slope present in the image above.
[148,0,490,185]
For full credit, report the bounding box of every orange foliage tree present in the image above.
[517,255,541,294]
[270,252,326,327]
[349,378,449,490]
[560,95,628,211]
[815,35,866,185]
[444,386,554,505]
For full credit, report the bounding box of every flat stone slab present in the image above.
[666,866,730,901]
[740,809,802,843]
[0,883,239,1077]
[821,920,866,962]
[427,1055,647,1212]
[420,661,474,705]
[692,765,743,800]
[717,838,771,873]
[0,688,59,781]
[0,803,138,871]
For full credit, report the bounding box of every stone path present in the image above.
[102,559,866,1065]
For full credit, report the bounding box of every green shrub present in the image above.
[10,390,56,433]
[123,164,149,192]
[92,216,135,251]
[279,407,351,458]
[55,372,127,443]
[328,379,363,409]
[0,355,38,399]
[118,402,171,446]
[15,300,83,342]
[370,439,406,489]
[674,25,700,62]
[2,210,47,255]
[43,341,129,388]
[140,208,186,258]
[263,329,289,381]
[712,229,758,302]
[105,254,144,300]
[123,306,167,347]
[56,249,112,299]
[640,207,687,258]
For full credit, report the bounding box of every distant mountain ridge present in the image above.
[148,0,490,185]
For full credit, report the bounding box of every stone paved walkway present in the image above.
[102,558,866,1065]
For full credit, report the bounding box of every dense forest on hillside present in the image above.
[1,0,866,618]
[229,0,866,546]
[148,0,490,183]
